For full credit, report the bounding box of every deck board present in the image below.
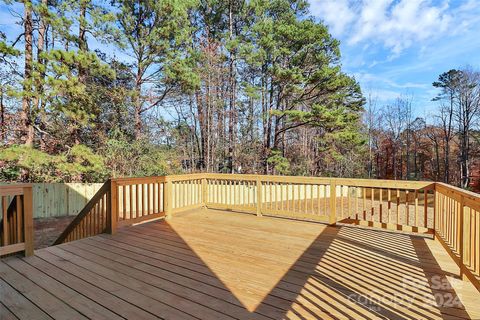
[2,257,122,320]
[0,260,85,319]
[1,209,479,319]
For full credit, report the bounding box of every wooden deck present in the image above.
[1,209,479,320]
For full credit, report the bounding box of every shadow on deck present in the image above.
[1,209,479,319]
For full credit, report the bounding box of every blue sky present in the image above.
[309,0,480,117]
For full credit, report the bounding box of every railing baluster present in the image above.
[414,190,418,227]
[2,196,8,246]
[329,181,336,225]
[379,188,383,223]
[370,187,374,221]
[424,190,428,228]
[256,178,262,216]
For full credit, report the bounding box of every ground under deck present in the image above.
[1,209,479,319]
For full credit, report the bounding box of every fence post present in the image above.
[107,180,118,235]
[256,178,262,216]
[329,181,337,225]
[202,177,208,210]
[165,179,173,220]
[23,185,34,256]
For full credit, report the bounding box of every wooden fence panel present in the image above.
[30,183,103,218]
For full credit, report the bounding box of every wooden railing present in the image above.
[170,174,205,213]
[54,180,111,245]
[435,183,480,291]
[54,174,438,242]
[113,176,167,229]
[206,174,435,234]
[0,184,33,256]
[51,173,480,291]
[55,174,206,244]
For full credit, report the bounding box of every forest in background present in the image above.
[0,0,479,191]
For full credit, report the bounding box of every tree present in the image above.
[364,92,380,178]
[382,97,411,179]
[0,0,402,183]
[114,0,197,139]
[247,0,364,173]
[455,68,480,188]
[433,69,461,183]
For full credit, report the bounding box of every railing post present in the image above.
[256,178,262,216]
[107,180,118,235]
[433,187,437,241]
[202,177,208,210]
[329,181,337,225]
[165,179,173,220]
[459,194,466,280]
[23,185,34,257]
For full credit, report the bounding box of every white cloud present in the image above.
[354,72,428,90]
[309,0,355,35]
[309,0,477,55]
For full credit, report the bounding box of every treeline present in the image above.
[1,0,479,190]
[366,68,480,189]
[0,0,364,182]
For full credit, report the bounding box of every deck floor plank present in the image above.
[0,260,86,320]
[1,209,479,319]
[24,255,158,319]
[59,242,269,320]
[3,257,123,320]
[104,226,373,317]
[44,245,239,320]
[0,302,18,320]
[82,236,289,319]
[34,250,192,320]
[0,278,51,320]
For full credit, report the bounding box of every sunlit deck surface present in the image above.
[1,209,479,320]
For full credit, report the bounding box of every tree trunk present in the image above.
[0,88,4,141]
[78,0,88,83]
[21,0,34,146]
[227,0,236,173]
[434,139,440,181]
[34,0,48,149]
[263,76,274,173]
[134,67,143,139]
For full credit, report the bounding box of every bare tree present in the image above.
[455,68,480,188]
[433,70,460,183]
[364,92,380,178]
[382,97,411,179]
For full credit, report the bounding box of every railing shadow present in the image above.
[254,224,471,319]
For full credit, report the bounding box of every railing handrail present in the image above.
[110,173,436,190]
[0,183,32,197]
[203,173,435,190]
[436,182,480,208]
